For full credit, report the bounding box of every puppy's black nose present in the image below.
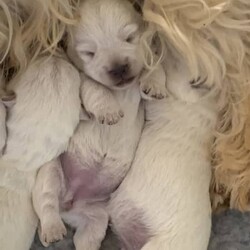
[108,64,129,79]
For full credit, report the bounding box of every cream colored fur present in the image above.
[0,0,79,77]
[32,1,166,250]
[1,0,249,213]
[0,55,81,250]
[109,44,218,250]
[141,0,250,211]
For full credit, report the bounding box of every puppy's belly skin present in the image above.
[59,83,144,209]
[60,151,126,206]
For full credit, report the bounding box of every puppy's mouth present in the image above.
[115,76,136,89]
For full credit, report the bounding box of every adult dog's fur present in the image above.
[0,0,13,64]
[0,0,79,77]
[0,55,81,250]
[140,0,250,211]
[2,0,248,211]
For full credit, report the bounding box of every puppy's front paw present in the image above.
[39,216,67,247]
[140,79,167,100]
[98,110,124,125]
[90,105,124,125]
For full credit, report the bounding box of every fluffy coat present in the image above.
[141,0,250,211]
[32,1,165,250]
[109,45,218,250]
[0,55,81,250]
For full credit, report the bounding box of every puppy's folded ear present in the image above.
[1,90,16,108]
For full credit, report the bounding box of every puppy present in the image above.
[0,55,81,250]
[32,1,166,250]
[108,44,218,250]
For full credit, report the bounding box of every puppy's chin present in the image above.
[111,76,138,90]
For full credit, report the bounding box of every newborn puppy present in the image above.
[32,1,165,250]
[108,45,218,250]
[0,56,81,250]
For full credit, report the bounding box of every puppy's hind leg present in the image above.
[32,158,67,247]
[66,204,109,250]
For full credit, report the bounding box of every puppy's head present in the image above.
[72,0,144,89]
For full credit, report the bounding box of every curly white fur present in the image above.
[141,0,250,211]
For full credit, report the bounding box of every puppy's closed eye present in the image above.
[120,23,139,43]
[76,42,96,61]
[83,51,95,58]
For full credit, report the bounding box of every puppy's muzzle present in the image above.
[108,63,130,80]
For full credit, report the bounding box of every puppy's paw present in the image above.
[90,104,124,125]
[98,110,124,125]
[140,79,167,100]
[39,216,67,247]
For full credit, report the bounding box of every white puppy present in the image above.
[32,1,166,250]
[0,55,81,250]
[108,45,218,250]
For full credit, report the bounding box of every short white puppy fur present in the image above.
[108,43,218,249]
[0,56,81,250]
[32,1,165,250]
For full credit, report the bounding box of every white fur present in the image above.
[32,1,167,250]
[68,0,144,90]
[0,55,81,250]
[109,49,218,250]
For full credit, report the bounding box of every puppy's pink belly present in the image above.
[60,152,122,205]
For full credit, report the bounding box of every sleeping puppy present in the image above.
[0,55,82,250]
[108,43,218,250]
[32,1,166,250]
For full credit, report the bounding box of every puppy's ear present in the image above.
[1,90,16,108]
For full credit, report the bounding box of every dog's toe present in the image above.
[40,217,67,246]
